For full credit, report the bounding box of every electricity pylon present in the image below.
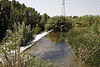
[61,0,66,16]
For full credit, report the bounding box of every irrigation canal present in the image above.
[25,32,87,67]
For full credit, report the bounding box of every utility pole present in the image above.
[61,0,66,16]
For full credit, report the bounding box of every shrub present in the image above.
[0,22,57,67]
[66,22,100,67]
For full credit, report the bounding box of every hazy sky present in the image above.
[16,0,100,17]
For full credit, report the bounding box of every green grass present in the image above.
[66,24,100,67]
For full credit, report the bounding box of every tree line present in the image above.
[0,0,49,44]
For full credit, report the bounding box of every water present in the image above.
[26,32,87,67]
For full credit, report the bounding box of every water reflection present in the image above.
[47,32,67,42]
[40,32,71,62]
[41,42,71,61]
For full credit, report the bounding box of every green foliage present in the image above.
[66,18,100,67]
[73,15,100,27]
[0,22,34,49]
[0,0,11,40]
[0,0,42,42]
[45,16,73,32]
[13,22,34,46]
[34,24,41,34]
[39,13,50,31]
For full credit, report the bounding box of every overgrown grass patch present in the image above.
[66,23,100,67]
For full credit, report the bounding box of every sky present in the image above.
[16,0,100,17]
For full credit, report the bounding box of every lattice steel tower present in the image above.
[61,0,66,16]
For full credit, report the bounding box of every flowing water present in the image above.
[26,32,87,67]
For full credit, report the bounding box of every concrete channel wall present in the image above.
[20,30,53,52]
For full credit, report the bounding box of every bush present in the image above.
[66,22,100,67]
[45,16,73,32]
[0,44,57,67]
[0,22,57,67]
[0,22,34,51]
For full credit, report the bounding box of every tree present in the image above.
[46,16,73,32]
[40,13,50,31]
[0,0,42,42]
[0,0,11,41]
